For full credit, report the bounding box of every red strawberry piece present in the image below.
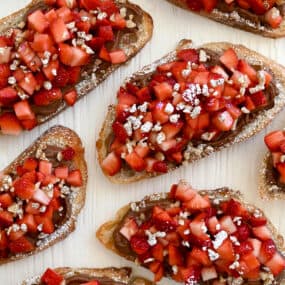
[62,147,75,160]
[237,59,257,82]
[153,209,176,232]
[31,33,54,53]
[183,193,210,211]
[216,238,235,262]
[59,43,90,66]
[112,121,128,143]
[130,235,150,255]
[0,113,22,135]
[248,0,275,15]
[18,72,38,95]
[80,0,118,14]
[109,50,127,64]
[42,60,59,81]
[19,214,37,233]
[219,216,237,234]
[23,158,38,171]
[177,48,199,63]
[249,215,267,227]
[99,45,111,62]
[162,122,183,140]
[9,236,35,254]
[119,218,138,241]
[14,100,35,121]
[22,171,37,183]
[258,239,277,263]
[188,247,211,266]
[14,178,35,199]
[219,48,238,70]
[33,88,63,106]
[153,264,164,282]
[241,252,260,271]
[250,91,267,107]
[7,229,25,241]
[0,230,8,250]
[67,66,81,84]
[32,189,51,205]
[207,216,220,234]
[235,223,250,242]
[0,193,13,208]
[220,199,248,218]
[34,215,55,234]
[264,130,285,152]
[212,110,234,131]
[98,25,114,41]
[39,160,52,175]
[41,268,64,285]
[21,118,37,131]
[66,170,83,187]
[168,244,183,266]
[248,238,262,257]
[18,42,42,72]
[174,181,196,202]
[57,0,77,8]
[0,87,18,106]
[201,266,218,282]
[117,87,137,105]
[179,266,200,284]
[101,151,121,176]
[151,243,164,262]
[56,6,74,23]
[277,162,285,184]
[50,18,70,43]
[0,63,10,78]
[0,211,13,227]
[235,240,254,256]
[136,87,151,103]
[153,82,173,101]
[265,7,283,28]
[52,65,69,87]
[252,226,272,241]
[152,161,168,173]
[28,10,49,33]
[54,166,69,179]
[125,152,146,172]
[86,37,105,51]
[210,65,229,80]
[265,252,285,276]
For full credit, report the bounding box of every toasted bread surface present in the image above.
[0,125,87,264]
[166,0,285,38]
[97,39,285,184]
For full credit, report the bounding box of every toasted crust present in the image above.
[0,125,88,264]
[0,0,153,127]
[166,0,285,38]
[96,182,285,283]
[22,267,153,285]
[96,39,285,184]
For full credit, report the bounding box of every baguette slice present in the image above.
[97,39,285,184]
[0,0,153,135]
[166,0,285,38]
[97,181,285,284]
[0,125,87,264]
[22,267,153,285]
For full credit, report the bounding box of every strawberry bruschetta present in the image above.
[166,0,285,38]
[260,130,285,200]
[22,267,153,285]
[97,39,285,183]
[97,181,285,284]
[0,125,87,264]
[0,0,153,135]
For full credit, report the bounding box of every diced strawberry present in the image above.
[265,252,285,276]
[252,226,272,241]
[235,240,254,256]
[219,216,237,234]
[201,266,217,281]
[219,48,238,70]
[0,46,12,64]
[130,235,150,255]
[56,6,74,23]
[67,66,81,84]
[32,189,51,205]
[34,215,55,234]
[0,113,22,135]
[174,181,196,202]
[99,45,111,62]
[28,10,49,33]
[207,216,220,234]
[210,65,229,80]
[0,63,10,78]
[31,33,54,53]
[33,88,62,106]
[189,247,211,266]
[277,162,285,184]
[101,151,121,176]
[178,266,200,283]
[0,211,13,227]
[152,101,169,124]
[153,82,173,101]
[212,110,234,131]
[241,253,260,271]
[18,42,42,72]
[109,49,127,64]
[153,208,176,232]
[52,65,69,88]
[22,171,37,183]
[44,8,58,23]
[152,161,168,173]
[0,193,13,208]
[23,158,38,171]
[19,73,38,95]
[193,71,209,84]
[184,194,210,211]
[19,214,37,233]
[14,178,35,199]
[66,170,83,187]
[177,49,199,63]
[150,243,163,262]
[248,238,262,257]
[0,87,18,106]
[235,223,250,241]
[61,147,75,160]
[63,89,77,106]
[13,100,35,121]
[237,59,257,82]
[216,238,235,262]
[21,118,37,131]
[57,0,77,8]
[258,239,277,264]
[0,230,8,250]
[248,0,274,15]
[25,201,41,215]
[80,0,118,14]
[59,43,90,66]
[189,216,208,239]
[50,18,70,43]
[168,244,183,266]
[98,25,114,41]
[41,268,64,285]
[39,160,52,175]
[264,131,285,152]
[112,121,128,143]
[42,60,59,81]
[8,230,25,241]
[119,218,138,241]
[125,152,146,172]
[249,215,267,227]
[54,166,69,179]
[9,236,34,253]
[250,91,267,107]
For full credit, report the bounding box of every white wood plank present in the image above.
[1,0,285,284]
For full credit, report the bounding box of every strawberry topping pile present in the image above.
[118,182,285,283]
[40,268,100,285]
[264,130,285,184]
[0,0,130,135]
[102,47,273,176]
[0,146,83,257]
[185,0,283,29]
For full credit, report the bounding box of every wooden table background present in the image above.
[1,0,285,284]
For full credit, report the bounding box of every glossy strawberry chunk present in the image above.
[41,268,64,285]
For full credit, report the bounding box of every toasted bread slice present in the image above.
[0,125,87,264]
[166,0,285,38]
[22,267,153,285]
[97,181,285,283]
[97,39,285,183]
[0,0,153,134]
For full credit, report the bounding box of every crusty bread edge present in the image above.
[166,0,285,38]
[96,183,285,282]
[0,125,88,265]
[96,39,285,184]
[22,266,154,285]
[0,0,153,127]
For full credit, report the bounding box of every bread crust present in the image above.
[166,0,285,38]
[96,182,285,283]
[0,0,153,128]
[22,267,154,285]
[0,125,88,264]
[96,39,285,184]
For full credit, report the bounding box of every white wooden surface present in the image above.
[1,0,285,284]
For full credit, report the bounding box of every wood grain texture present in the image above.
[1,0,285,284]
